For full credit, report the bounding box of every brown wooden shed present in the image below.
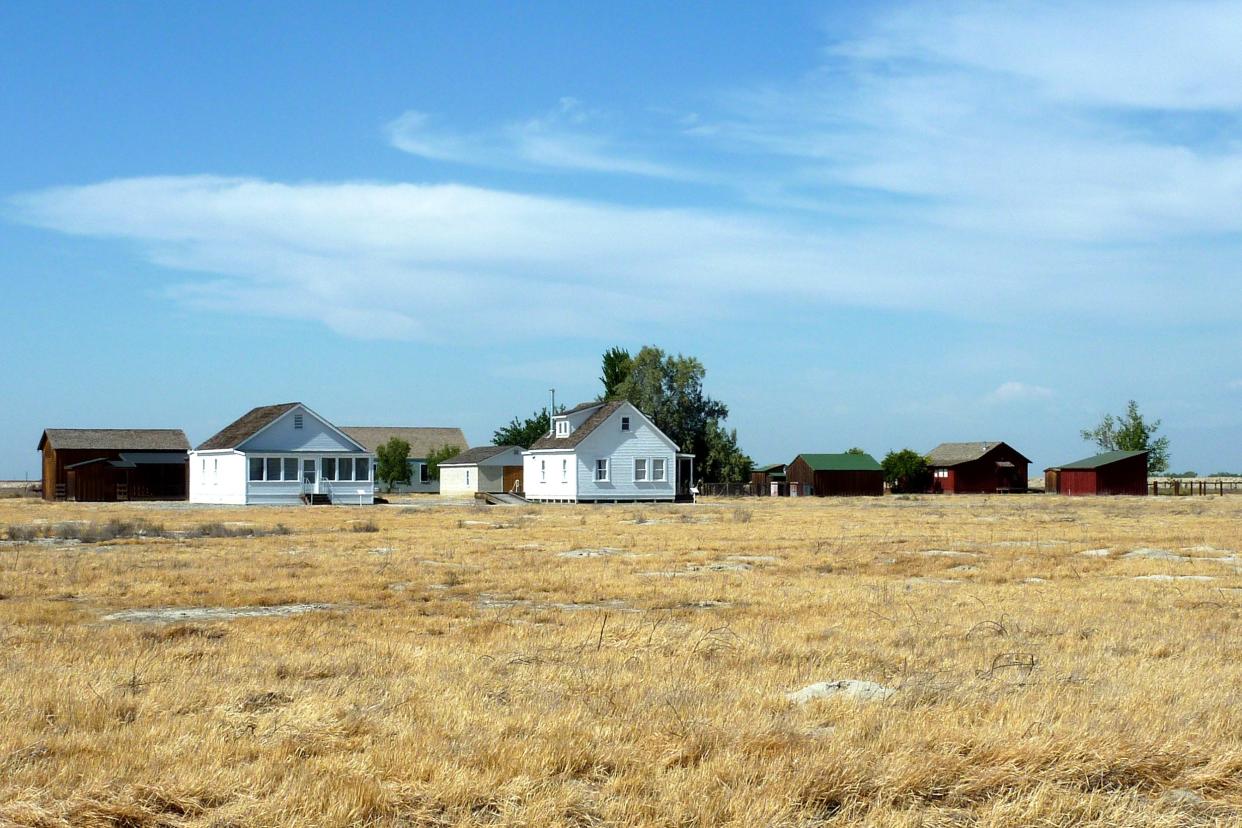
[750,463,787,496]
[926,442,1030,493]
[786,453,884,497]
[38,429,190,501]
[1045,450,1148,496]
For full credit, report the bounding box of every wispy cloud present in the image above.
[987,381,1053,404]
[386,98,691,179]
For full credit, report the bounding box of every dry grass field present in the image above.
[1,495,1240,827]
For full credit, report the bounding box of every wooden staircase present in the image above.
[301,493,331,505]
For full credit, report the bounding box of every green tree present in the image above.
[374,437,411,492]
[424,445,461,481]
[1080,400,1170,474]
[702,419,753,484]
[599,346,632,399]
[613,345,749,483]
[882,449,931,493]
[493,403,567,449]
[845,447,866,455]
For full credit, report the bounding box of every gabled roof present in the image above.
[439,445,522,466]
[1051,449,1147,471]
[754,462,787,473]
[196,403,301,451]
[38,429,190,452]
[794,453,882,472]
[340,427,468,457]
[530,400,629,450]
[927,441,1031,467]
[561,400,608,416]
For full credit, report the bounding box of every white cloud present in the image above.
[386,99,690,179]
[695,2,1242,243]
[987,381,1053,404]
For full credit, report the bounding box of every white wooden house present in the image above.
[340,426,468,493]
[189,402,374,505]
[523,400,693,503]
[438,445,525,496]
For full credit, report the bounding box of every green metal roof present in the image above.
[754,462,786,473]
[795,453,882,472]
[1054,449,1147,470]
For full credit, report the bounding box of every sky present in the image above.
[2,0,1241,479]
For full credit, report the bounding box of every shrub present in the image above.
[351,520,380,533]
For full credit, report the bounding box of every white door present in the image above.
[302,458,318,494]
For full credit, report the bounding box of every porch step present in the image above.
[477,492,528,505]
[301,493,332,505]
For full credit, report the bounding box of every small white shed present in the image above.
[438,445,525,496]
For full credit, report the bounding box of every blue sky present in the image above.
[3,0,1241,479]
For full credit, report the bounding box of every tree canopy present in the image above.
[845,447,866,455]
[599,347,632,399]
[374,438,411,492]
[882,449,930,493]
[493,406,563,449]
[424,445,461,481]
[1081,400,1170,474]
[608,345,751,483]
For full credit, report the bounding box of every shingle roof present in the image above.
[795,453,882,472]
[563,400,608,415]
[196,403,300,451]
[340,427,467,458]
[927,441,1030,466]
[438,445,522,466]
[1052,449,1147,470]
[38,429,190,452]
[529,400,629,450]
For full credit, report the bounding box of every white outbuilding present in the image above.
[437,445,526,496]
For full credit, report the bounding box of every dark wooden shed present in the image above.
[38,429,190,501]
[786,453,884,497]
[926,442,1030,494]
[750,463,787,496]
[1045,450,1148,496]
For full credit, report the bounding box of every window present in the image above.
[556,420,569,437]
[293,414,304,429]
[419,463,430,484]
[338,458,354,481]
[595,458,609,482]
[465,469,471,486]
[265,457,282,481]
[540,460,546,483]
[561,459,568,483]
[634,458,648,481]
[249,457,263,481]
[322,458,336,480]
[621,416,630,432]
[284,458,298,481]
[934,468,949,479]
[652,458,666,481]
[355,458,369,481]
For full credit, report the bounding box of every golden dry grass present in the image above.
[1,494,1240,827]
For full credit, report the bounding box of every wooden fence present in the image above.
[1150,479,1242,496]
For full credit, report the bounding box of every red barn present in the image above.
[750,462,787,496]
[926,442,1030,494]
[1045,450,1148,496]
[786,453,884,497]
[38,429,190,502]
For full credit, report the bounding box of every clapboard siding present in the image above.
[574,406,676,501]
[239,407,363,453]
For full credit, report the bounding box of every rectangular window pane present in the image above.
[284,458,298,481]
[562,459,568,482]
[338,458,354,481]
[621,417,630,431]
[355,458,369,480]
[653,459,666,481]
[540,460,546,482]
[420,463,429,483]
[266,457,282,481]
[249,457,264,481]
[322,458,336,480]
[635,458,647,481]
[596,459,608,481]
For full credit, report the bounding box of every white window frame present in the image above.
[595,458,609,482]
[935,468,949,479]
[561,459,568,483]
[621,416,631,432]
[634,458,647,482]
[555,420,569,437]
[540,460,546,483]
[249,455,300,482]
[419,462,430,484]
[652,457,666,482]
[466,469,471,486]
